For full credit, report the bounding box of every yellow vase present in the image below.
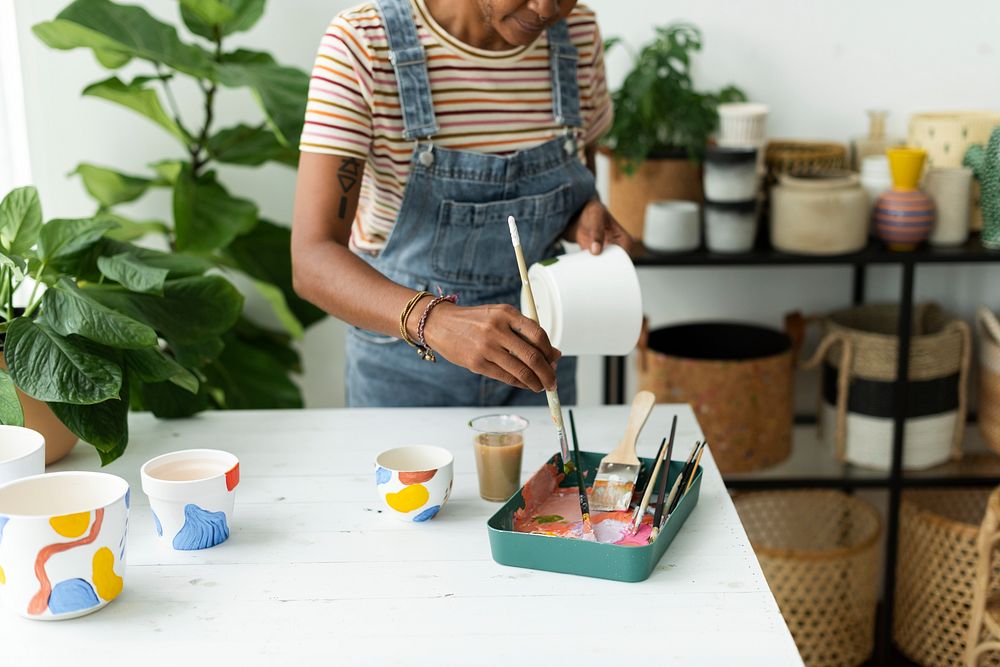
[887,147,927,191]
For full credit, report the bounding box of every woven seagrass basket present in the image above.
[735,490,881,667]
[978,308,1000,455]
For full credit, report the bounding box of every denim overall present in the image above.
[346,0,596,407]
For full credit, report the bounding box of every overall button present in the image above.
[563,139,575,155]
[419,150,434,167]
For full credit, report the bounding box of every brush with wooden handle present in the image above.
[507,216,572,473]
[630,436,667,535]
[590,390,656,512]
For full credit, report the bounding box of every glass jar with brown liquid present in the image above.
[468,414,528,501]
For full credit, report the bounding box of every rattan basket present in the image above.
[895,488,999,666]
[735,491,881,667]
[979,308,1000,455]
[764,140,848,187]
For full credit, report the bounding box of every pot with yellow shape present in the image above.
[875,148,936,251]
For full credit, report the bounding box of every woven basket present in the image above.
[735,490,881,667]
[764,141,848,188]
[979,308,1000,455]
[802,303,971,470]
[895,488,1000,666]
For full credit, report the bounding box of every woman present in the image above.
[292,0,631,407]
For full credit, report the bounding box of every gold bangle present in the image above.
[399,291,430,346]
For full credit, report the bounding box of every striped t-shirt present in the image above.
[300,0,613,255]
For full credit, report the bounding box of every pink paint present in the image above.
[515,486,655,547]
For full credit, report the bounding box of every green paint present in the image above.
[533,514,564,524]
[539,257,560,267]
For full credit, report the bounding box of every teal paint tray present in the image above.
[487,450,702,582]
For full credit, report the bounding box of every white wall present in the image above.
[13,0,1000,409]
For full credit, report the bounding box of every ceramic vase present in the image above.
[770,171,869,255]
[924,167,973,247]
[875,148,936,251]
[965,125,1000,249]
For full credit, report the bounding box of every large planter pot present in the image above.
[606,148,703,240]
[770,170,869,255]
[0,355,78,465]
[637,319,798,473]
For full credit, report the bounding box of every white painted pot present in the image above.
[375,446,454,522]
[705,200,758,253]
[643,200,700,253]
[140,449,240,551]
[0,426,44,486]
[925,167,973,247]
[522,244,642,356]
[717,102,769,147]
[0,471,129,620]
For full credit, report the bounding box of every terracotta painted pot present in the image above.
[0,355,77,465]
[605,149,703,240]
[875,148,935,251]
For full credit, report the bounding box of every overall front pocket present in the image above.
[431,183,573,287]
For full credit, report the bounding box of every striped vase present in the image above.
[875,147,936,251]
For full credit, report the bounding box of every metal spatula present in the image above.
[590,391,656,511]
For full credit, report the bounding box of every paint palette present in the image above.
[487,451,702,582]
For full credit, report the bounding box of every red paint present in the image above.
[225,463,240,492]
[28,508,104,616]
[398,469,435,484]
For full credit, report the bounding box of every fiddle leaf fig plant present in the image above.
[0,185,243,464]
[32,0,324,416]
[602,23,747,171]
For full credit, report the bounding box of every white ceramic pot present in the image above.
[860,155,892,207]
[0,426,44,485]
[643,200,700,253]
[703,146,758,202]
[717,103,769,147]
[0,471,129,620]
[522,244,642,356]
[140,449,240,551]
[375,446,454,522]
[705,200,758,253]
[924,167,973,247]
[770,171,869,255]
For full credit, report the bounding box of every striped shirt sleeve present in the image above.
[582,20,613,147]
[300,15,375,158]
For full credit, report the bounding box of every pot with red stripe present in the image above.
[875,147,936,251]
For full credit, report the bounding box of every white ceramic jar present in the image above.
[703,146,758,202]
[770,171,869,255]
[643,200,700,253]
[925,167,973,247]
[717,103,769,147]
[859,155,892,207]
[705,200,758,253]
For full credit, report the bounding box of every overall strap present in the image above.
[374,0,438,140]
[546,19,582,128]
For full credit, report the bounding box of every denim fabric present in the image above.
[348,0,595,407]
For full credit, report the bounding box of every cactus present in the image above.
[965,125,1000,248]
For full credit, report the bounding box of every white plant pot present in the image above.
[0,426,44,485]
[643,200,700,253]
[522,244,643,356]
[375,446,454,522]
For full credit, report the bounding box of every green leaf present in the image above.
[123,347,198,393]
[5,317,122,404]
[43,278,158,349]
[0,254,26,281]
[32,0,214,77]
[37,217,118,261]
[83,275,244,345]
[149,159,185,184]
[84,76,189,144]
[217,49,309,147]
[173,167,257,252]
[97,252,169,294]
[180,0,265,40]
[48,377,128,464]
[169,336,225,367]
[0,369,25,427]
[249,278,303,340]
[134,377,209,418]
[99,212,169,242]
[207,123,298,167]
[205,332,303,409]
[0,186,42,257]
[72,163,155,207]
[101,241,214,277]
[225,219,325,328]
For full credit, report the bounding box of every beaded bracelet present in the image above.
[414,293,458,362]
[399,291,431,348]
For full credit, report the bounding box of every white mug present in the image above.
[522,245,642,356]
[0,425,45,486]
[643,200,700,253]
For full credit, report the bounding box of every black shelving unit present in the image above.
[603,235,1000,665]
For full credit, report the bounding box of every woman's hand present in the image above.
[420,301,560,392]
[564,198,635,255]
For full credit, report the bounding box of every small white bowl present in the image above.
[141,449,240,550]
[0,425,45,486]
[375,446,454,522]
[0,471,130,620]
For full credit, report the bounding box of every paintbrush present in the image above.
[649,473,684,543]
[684,441,706,495]
[508,216,572,473]
[568,409,596,542]
[630,436,667,534]
[667,440,704,516]
[648,416,678,533]
[651,441,700,542]
[590,390,656,512]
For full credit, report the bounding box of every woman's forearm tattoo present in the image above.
[337,158,361,219]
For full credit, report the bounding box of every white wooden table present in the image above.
[1,405,802,666]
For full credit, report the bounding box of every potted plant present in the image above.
[32,0,324,412]
[601,24,746,239]
[0,185,243,465]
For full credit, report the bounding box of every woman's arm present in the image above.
[291,152,560,392]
